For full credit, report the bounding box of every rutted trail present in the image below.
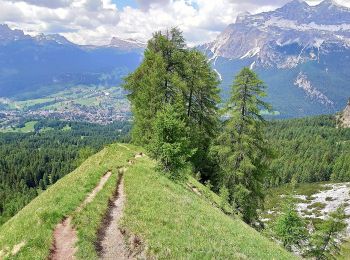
[80,171,112,209]
[50,217,77,260]
[50,171,112,260]
[97,168,129,260]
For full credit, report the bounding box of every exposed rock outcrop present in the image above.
[338,99,350,128]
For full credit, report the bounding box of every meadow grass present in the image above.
[0,121,38,133]
[339,240,350,259]
[122,157,295,259]
[0,143,137,260]
[1,143,293,259]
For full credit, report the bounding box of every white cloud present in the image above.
[8,0,73,8]
[0,0,349,46]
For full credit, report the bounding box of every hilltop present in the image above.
[0,143,293,259]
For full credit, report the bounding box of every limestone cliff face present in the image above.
[338,99,350,128]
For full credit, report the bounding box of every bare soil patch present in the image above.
[50,171,112,260]
[96,167,131,259]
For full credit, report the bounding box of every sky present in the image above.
[0,0,349,46]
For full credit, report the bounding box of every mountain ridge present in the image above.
[0,24,143,99]
[201,0,350,117]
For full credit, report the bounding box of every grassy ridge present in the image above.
[72,145,142,259]
[0,144,137,260]
[122,156,295,259]
[1,143,293,259]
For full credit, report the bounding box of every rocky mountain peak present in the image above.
[277,0,310,11]
[109,37,146,50]
[318,0,343,8]
[0,24,27,42]
[204,0,350,62]
[34,33,72,45]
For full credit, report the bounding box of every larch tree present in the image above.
[124,28,187,145]
[309,206,347,259]
[124,28,221,180]
[183,49,220,176]
[215,67,272,223]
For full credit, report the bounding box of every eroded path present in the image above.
[98,168,129,259]
[51,217,77,260]
[50,171,112,260]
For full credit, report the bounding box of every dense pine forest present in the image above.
[266,115,350,186]
[0,120,130,224]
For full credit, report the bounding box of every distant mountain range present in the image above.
[201,0,350,117]
[0,24,143,99]
[1,0,350,117]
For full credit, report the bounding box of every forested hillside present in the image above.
[266,115,350,186]
[0,120,130,225]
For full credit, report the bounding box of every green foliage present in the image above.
[124,28,188,145]
[182,50,220,175]
[124,28,220,179]
[219,186,232,213]
[215,67,272,223]
[308,206,347,259]
[274,198,308,251]
[0,119,130,225]
[148,105,194,179]
[0,144,137,259]
[74,147,95,168]
[122,150,295,259]
[265,115,350,186]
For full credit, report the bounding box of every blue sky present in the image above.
[113,0,138,9]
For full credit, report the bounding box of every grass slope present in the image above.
[0,144,137,259]
[0,143,294,259]
[123,156,295,259]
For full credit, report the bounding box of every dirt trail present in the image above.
[118,144,131,151]
[51,217,77,260]
[98,168,130,260]
[50,171,112,260]
[79,171,112,210]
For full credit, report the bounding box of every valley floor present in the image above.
[262,182,350,259]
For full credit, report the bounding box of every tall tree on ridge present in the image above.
[124,28,187,145]
[183,50,220,176]
[215,67,272,223]
[124,28,221,181]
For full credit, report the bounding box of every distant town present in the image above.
[0,86,131,130]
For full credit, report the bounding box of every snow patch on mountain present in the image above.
[204,0,350,66]
[213,69,222,81]
[240,47,260,59]
[109,37,146,50]
[294,72,334,106]
[263,17,350,33]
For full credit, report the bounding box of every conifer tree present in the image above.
[275,198,308,251]
[148,104,194,179]
[215,67,272,223]
[309,206,347,259]
[124,28,187,145]
[183,50,220,175]
[124,28,221,180]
